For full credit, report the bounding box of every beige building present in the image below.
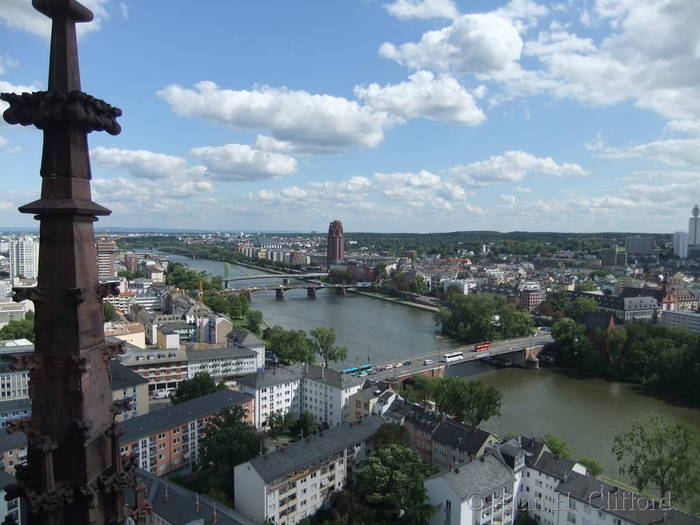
[118,344,188,397]
[105,321,146,349]
[343,385,397,423]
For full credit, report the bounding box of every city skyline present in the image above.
[2,0,700,233]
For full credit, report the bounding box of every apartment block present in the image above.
[118,344,188,396]
[119,389,254,476]
[110,360,150,422]
[386,398,497,469]
[234,416,384,525]
[660,309,700,334]
[425,453,517,525]
[238,364,365,430]
[0,430,26,475]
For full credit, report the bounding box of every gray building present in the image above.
[234,416,384,524]
[625,236,654,255]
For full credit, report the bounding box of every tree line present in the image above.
[552,317,700,406]
[435,294,534,343]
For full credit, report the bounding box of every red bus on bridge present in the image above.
[474,341,492,352]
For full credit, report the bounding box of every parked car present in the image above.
[153,390,169,400]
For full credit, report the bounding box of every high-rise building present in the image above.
[8,236,39,279]
[624,235,653,255]
[326,219,344,267]
[673,231,689,258]
[97,237,119,279]
[689,204,700,245]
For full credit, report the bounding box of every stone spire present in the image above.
[0,1,145,523]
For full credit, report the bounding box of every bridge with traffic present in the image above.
[357,333,555,382]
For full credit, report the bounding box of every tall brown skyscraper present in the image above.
[326,220,345,267]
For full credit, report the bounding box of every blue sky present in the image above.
[1,0,699,233]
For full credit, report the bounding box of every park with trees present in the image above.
[435,294,534,344]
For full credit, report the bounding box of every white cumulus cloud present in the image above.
[383,0,458,20]
[354,71,486,125]
[157,81,394,155]
[189,144,297,181]
[91,147,206,180]
[449,150,587,186]
[379,13,523,76]
[0,0,110,38]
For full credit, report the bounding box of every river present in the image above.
[163,253,700,483]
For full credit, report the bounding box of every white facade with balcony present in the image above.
[425,454,517,525]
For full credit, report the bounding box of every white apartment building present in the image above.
[238,367,303,431]
[8,236,39,279]
[186,347,261,379]
[425,454,518,525]
[507,436,699,525]
[234,416,383,525]
[660,309,700,334]
[238,364,365,430]
[673,231,689,259]
[301,365,365,428]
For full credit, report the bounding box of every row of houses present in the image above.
[231,394,700,525]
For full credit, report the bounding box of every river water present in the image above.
[164,253,700,482]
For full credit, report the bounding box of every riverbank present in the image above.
[161,248,443,313]
[353,290,440,312]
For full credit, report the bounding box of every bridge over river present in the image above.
[365,333,554,382]
[216,282,370,299]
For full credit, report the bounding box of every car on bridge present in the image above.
[424,359,433,365]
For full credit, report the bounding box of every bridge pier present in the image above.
[335,287,347,296]
[276,288,285,299]
[307,287,316,298]
[283,278,289,285]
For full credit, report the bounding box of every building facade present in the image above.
[119,345,188,396]
[8,236,39,279]
[110,360,150,422]
[238,364,365,430]
[326,220,344,267]
[96,237,119,279]
[660,309,700,334]
[386,398,498,470]
[689,204,700,247]
[119,389,254,476]
[425,454,517,525]
[234,416,383,525]
[673,231,689,259]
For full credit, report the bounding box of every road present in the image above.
[366,332,554,381]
